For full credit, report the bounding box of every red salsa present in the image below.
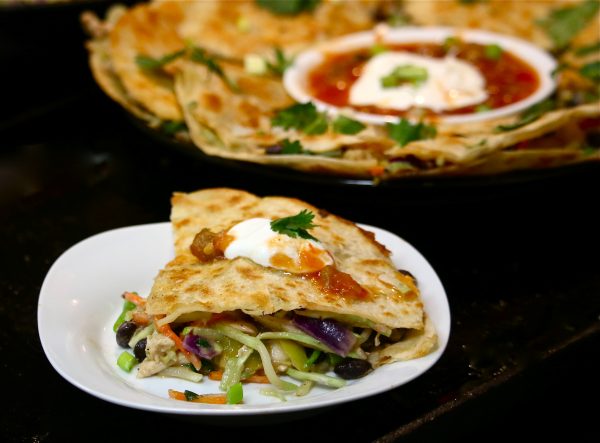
[308,41,540,117]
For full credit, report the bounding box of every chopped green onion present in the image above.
[475,104,492,113]
[226,382,244,404]
[286,368,346,388]
[381,65,428,88]
[484,44,503,60]
[117,351,137,372]
[370,44,387,56]
[113,301,136,332]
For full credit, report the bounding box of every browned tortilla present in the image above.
[146,188,437,364]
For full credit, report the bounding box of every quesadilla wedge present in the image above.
[113,189,437,397]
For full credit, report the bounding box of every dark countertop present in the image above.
[1,4,599,442]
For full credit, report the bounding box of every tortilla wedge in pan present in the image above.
[145,188,437,371]
[83,1,600,180]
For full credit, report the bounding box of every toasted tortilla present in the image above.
[147,188,437,363]
[84,1,600,180]
[148,189,426,330]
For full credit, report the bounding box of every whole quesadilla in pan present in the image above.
[113,189,437,399]
[83,0,600,181]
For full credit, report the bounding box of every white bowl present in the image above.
[284,26,557,125]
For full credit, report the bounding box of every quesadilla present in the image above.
[113,189,437,397]
[84,1,600,180]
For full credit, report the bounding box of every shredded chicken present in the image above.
[137,332,176,378]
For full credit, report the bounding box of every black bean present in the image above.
[134,338,147,361]
[116,321,137,348]
[334,358,372,379]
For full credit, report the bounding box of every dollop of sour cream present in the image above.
[350,52,488,112]
[223,218,333,274]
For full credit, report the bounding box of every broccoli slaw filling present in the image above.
[114,292,411,403]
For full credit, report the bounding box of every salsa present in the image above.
[308,41,540,117]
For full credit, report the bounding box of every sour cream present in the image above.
[223,218,333,273]
[349,52,488,112]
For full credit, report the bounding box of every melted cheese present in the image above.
[223,218,333,273]
[349,52,488,111]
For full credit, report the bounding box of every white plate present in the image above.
[284,26,557,125]
[38,223,450,416]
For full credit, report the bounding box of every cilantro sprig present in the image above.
[537,0,600,50]
[580,61,600,80]
[135,49,186,71]
[495,99,555,132]
[387,119,437,147]
[272,102,328,135]
[270,210,318,241]
[256,0,320,16]
[266,48,294,76]
[271,102,365,136]
[135,46,240,93]
[190,47,240,92]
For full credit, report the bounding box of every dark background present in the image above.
[1,2,598,442]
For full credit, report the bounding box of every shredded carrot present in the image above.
[123,291,146,306]
[209,370,270,384]
[208,370,223,381]
[243,374,270,384]
[168,389,227,404]
[154,317,202,371]
[131,311,150,326]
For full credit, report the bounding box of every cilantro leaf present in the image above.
[575,40,600,56]
[160,120,187,136]
[495,99,555,132]
[537,0,600,49]
[333,115,366,135]
[256,0,320,15]
[135,49,186,70]
[190,47,240,92]
[580,61,600,80]
[386,119,437,147]
[281,139,304,154]
[184,390,199,401]
[271,102,328,135]
[381,65,428,88]
[266,48,293,76]
[270,210,318,241]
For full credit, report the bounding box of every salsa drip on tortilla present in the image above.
[190,226,369,301]
[309,40,540,117]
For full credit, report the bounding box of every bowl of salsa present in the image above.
[284,26,557,125]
